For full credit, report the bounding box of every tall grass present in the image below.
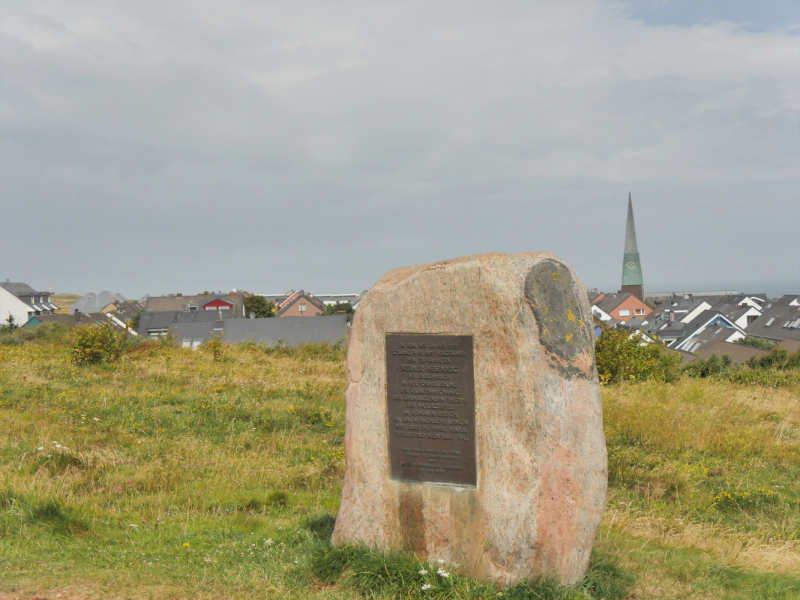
[0,332,798,599]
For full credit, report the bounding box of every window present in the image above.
[618,309,631,317]
[766,318,775,326]
[299,303,307,313]
[634,308,646,316]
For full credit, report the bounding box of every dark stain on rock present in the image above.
[525,259,591,379]
[399,489,427,557]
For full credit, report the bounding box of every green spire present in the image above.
[622,192,644,288]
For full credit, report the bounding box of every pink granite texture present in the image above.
[331,252,607,585]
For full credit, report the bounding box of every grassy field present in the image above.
[0,325,798,599]
[49,294,82,315]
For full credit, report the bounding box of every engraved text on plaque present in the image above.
[386,334,477,486]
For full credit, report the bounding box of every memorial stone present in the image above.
[331,252,607,585]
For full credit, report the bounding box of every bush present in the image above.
[748,348,800,370]
[735,336,776,350]
[129,309,143,332]
[71,322,127,365]
[595,329,681,384]
[244,295,276,318]
[204,335,223,361]
[683,352,732,378]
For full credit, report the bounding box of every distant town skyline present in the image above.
[1,1,798,298]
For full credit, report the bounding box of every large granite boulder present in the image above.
[331,252,606,585]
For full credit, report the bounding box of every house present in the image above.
[100,301,144,323]
[23,314,76,328]
[731,294,767,309]
[25,311,136,334]
[137,309,229,339]
[715,303,762,329]
[144,293,245,317]
[277,290,327,317]
[313,292,367,309]
[70,291,127,315]
[672,312,747,352]
[587,289,605,305]
[591,292,652,323]
[171,314,348,349]
[744,304,800,342]
[770,294,800,306]
[0,281,58,326]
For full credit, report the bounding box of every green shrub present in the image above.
[244,295,276,318]
[129,309,143,332]
[204,335,223,361]
[683,352,732,378]
[748,348,800,370]
[71,322,126,365]
[595,329,681,384]
[735,336,776,350]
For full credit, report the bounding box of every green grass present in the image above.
[0,324,798,599]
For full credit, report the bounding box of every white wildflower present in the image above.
[422,584,432,591]
[419,569,428,575]
[437,568,450,578]
[129,524,137,528]
[437,559,445,564]
[266,539,274,547]
[37,447,43,451]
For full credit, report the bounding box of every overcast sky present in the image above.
[1,0,798,298]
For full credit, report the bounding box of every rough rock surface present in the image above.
[331,252,607,586]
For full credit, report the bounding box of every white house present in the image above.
[0,285,35,326]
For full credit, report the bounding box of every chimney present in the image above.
[74,310,81,323]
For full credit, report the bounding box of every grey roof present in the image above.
[24,314,77,327]
[731,294,767,304]
[671,312,745,349]
[108,301,144,322]
[623,317,647,330]
[0,281,42,296]
[169,321,218,342]
[145,293,245,317]
[170,315,347,347]
[138,309,228,335]
[744,305,800,341]
[71,291,127,314]
[716,303,757,323]
[771,295,800,306]
[594,293,632,315]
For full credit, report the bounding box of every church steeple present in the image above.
[621,192,644,302]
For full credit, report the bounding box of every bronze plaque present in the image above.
[386,334,477,486]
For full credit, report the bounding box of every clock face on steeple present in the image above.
[627,261,636,269]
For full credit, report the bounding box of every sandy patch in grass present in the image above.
[603,502,800,574]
